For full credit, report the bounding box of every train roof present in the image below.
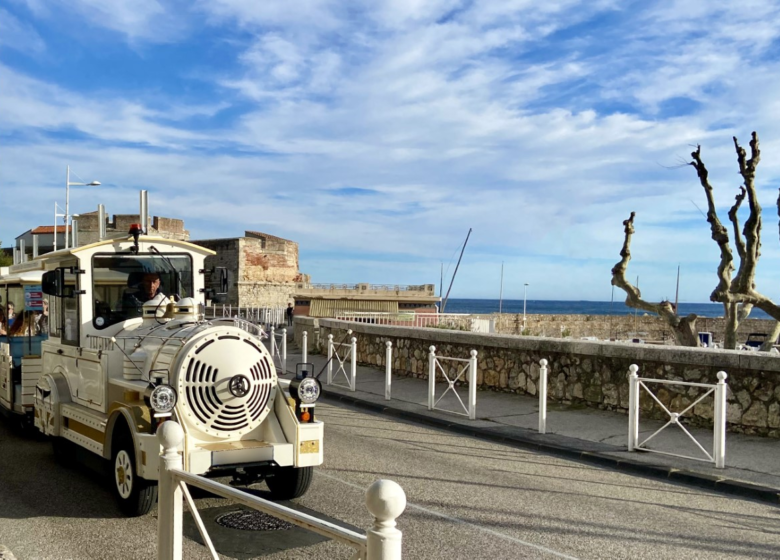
[26,235,216,265]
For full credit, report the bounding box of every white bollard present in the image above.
[270,326,276,358]
[365,479,406,560]
[302,331,308,364]
[427,346,436,410]
[714,371,728,468]
[327,334,334,385]
[468,350,477,420]
[385,341,393,401]
[282,328,288,374]
[157,421,185,560]
[350,337,357,391]
[538,359,548,434]
[627,364,639,451]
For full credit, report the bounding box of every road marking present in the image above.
[316,471,580,560]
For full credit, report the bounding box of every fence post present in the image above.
[302,331,308,364]
[385,341,392,401]
[270,326,276,358]
[365,479,406,560]
[282,328,288,374]
[714,371,728,468]
[350,337,357,391]
[468,349,477,420]
[157,421,184,560]
[427,346,436,410]
[538,359,548,434]
[627,364,639,451]
[327,334,334,385]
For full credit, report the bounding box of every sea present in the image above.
[442,299,774,320]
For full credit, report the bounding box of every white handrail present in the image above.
[627,364,728,468]
[156,422,406,560]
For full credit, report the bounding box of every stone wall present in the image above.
[492,313,776,345]
[302,319,780,437]
[77,211,190,246]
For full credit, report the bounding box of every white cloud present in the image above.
[0,8,45,54]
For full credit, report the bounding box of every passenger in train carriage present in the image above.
[8,311,38,337]
[0,307,7,335]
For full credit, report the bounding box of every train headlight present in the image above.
[296,377,321,404]
[150,384,177,414]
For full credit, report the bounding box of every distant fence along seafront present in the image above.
[444,299,771,319]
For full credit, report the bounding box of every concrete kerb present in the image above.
[315,385,780,506]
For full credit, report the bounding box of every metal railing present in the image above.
[156,422,406,560]
[385,341,392,401]
[427,346,478,420]
[207,304,286,327]
[299,283,431,292]
[627,364,728,468]
[269,326,287,373]
[337,312,493,333]
[208,317,267,338]
[327,333,357,391]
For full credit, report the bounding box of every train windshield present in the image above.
[92,253,193,329]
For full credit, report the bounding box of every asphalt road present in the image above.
[1,404,780,559]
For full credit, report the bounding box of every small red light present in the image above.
[301,411,311,422]
[129,223,143,234]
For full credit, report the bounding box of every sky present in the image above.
[3,1,780,303]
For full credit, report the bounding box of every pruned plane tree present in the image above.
[611,132,780,350]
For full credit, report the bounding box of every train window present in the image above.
[92,254,193,329]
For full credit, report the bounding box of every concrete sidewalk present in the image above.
[275,346,780,505]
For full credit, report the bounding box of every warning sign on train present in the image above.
[24,285,44,311]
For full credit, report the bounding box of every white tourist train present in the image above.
[0,223,323,516]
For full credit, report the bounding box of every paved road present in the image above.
[1,404,779,559]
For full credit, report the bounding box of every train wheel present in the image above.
[111,432,157,516]
[266,466,313,500]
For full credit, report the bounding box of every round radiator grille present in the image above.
[176,329,277,437]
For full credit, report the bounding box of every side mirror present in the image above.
[218,267,229,295]
[42,269,75,298]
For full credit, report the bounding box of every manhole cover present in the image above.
[215,510,294,531]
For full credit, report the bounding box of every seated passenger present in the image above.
[8,310,39,337]
[121,271,166,318]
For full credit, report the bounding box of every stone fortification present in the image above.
[194,232,307,308]
[297,319,780,437]
[493,313,776,345]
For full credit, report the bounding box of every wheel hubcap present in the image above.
[115,450,133,499]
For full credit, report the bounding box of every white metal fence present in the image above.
[269,326,287,374]
[427,346,478,420]
[327,333,357,391]
[207,304,286,327]
[627,364,728,468]
[337,312,494,333]
[156,422,406,560]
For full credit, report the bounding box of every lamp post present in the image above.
[523,283,529,333]
[64,165,100,249]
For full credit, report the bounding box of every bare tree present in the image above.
[613,132,780,349]
[611,212,700,346]
[690,132,780,350]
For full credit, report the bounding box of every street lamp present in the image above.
[60,165,100,250]
[523,283,529,333]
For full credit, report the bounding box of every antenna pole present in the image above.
[499,262,504,313]
[441,228,472,313]
[674,264,680,315]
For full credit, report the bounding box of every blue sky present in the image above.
[3,1,780,303]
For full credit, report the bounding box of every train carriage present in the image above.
[2,224,323,516]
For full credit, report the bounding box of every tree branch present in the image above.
[733,133,762,295]
[690,146,735,303]
[611,212,699,346]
